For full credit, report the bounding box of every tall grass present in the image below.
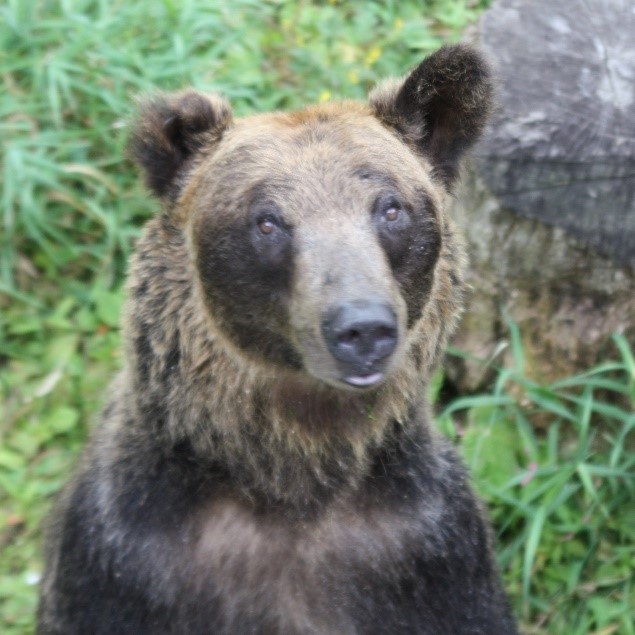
[1,1,633,634]
[437,330,635,634]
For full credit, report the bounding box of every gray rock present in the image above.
[478,0,635,266]
[449,0,635,390]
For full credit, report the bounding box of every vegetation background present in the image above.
[1,1,633,633]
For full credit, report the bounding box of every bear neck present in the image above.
[122,214,455,510]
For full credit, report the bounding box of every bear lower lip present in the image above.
[343,372,384,388]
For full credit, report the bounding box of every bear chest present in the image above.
[190,495,438,632]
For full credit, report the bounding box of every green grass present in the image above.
[1,1,633,633]
[437,330,635,634]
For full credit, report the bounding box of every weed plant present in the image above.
[436,330,635,635]
[1,1,632,633]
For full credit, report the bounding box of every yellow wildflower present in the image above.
[365,46,381,67]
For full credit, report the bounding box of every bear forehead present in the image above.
[226,103,429,176]
[181,102,440,225]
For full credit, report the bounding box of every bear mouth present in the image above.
[342,372,385,388]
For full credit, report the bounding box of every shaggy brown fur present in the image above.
[38,45,517,634]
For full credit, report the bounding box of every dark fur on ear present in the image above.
[128,90,232,202]
[370,44,494,188]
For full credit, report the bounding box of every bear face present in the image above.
[190,108,442,390]
[129,45,493,394]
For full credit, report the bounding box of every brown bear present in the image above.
[37,44,517,634]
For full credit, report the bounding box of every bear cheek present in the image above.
[386,197,443,327]
[399,228,442,327]
[191,217,302,369]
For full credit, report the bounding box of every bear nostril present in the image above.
[337,329,361,346]
[368,323,397,360]
[376,325,396,341]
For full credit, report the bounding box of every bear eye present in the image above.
[375,195,407,227]
[255,211,285,237]
[258,218,276,235]
[383,206,400,222]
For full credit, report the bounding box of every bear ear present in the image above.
[369,44,494,189]
[128,90,233,202]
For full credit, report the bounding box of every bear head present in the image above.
[129,45,493,394]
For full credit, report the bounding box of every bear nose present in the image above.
[322,302,398,368]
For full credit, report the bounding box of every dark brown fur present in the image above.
[38,45,516,634]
